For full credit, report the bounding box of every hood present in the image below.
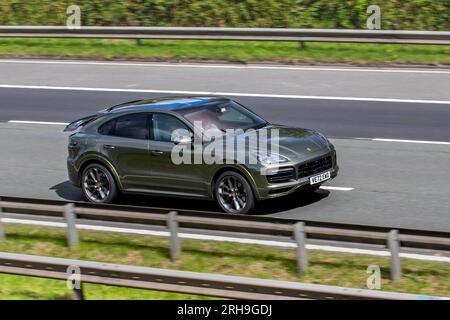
[270,125,329,157]
[225,125,331,161]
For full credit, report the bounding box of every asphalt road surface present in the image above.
[0,59,449,101]
[0,59,449,232]
[0,122,449,232]
[2,88,450,141]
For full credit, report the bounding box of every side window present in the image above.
[152,113,191,142]
[98,113,149,140]
[98,119,115,135]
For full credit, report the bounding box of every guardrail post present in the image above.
[64,204,79,247]
[0,198,5,240]
[388,229,402,281]
[293,222,308,276]
[299,41,306,50]
[167,211,180,262]
[72,283,85,300]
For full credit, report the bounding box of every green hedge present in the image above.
[0,0,449,30]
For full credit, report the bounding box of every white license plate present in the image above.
[309,171,331,185]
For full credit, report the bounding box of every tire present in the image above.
[214,171,255,214]
[81,163,118,204]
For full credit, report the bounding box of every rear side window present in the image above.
[98,119,115,135]
[98,113,149,140]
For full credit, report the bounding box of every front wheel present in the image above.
[81,163,118,204]
[215,171,255,214]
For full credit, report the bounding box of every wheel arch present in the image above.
[77,156,123,191]
[210,165,260,200]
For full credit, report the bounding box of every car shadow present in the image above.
[50,181,330,215]
[50,181,86,202]
[252,189,330,215]
[50,181,218,211]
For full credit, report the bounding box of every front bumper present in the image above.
[253,150,339,200]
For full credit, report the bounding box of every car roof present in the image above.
[106,96,229,114]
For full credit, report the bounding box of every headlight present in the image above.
[256,153,289,165]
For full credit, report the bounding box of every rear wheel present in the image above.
[81,163,118,204]
[215,171,255,214]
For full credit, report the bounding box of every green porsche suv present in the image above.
[65,96,338,214]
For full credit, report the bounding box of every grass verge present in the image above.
[0,38,449,66]
[0,224,449,299]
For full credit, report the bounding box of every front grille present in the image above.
[267,167,296,183]
[297,155,333,179]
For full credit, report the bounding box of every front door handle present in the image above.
[151,150,164,156]
[103,145,116,150]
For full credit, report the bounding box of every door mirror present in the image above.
[172,134,193,145]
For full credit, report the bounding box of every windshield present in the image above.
[178,101,268,137]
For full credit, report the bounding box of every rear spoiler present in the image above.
[64,114,99,132]
[64,99,143,132]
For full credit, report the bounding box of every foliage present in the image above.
[0,0,448,30]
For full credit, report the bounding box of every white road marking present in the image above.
[8,120,69,126]
[372,138,450,145]
[0,84,449,104]
[3,217,449,263]
[320,186,354,191]
[1,59,450,74]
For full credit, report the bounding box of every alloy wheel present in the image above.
[217,175,248,213]
[83,166,111,202]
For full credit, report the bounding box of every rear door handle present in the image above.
[103,144,116,150]
[151,150,164,156]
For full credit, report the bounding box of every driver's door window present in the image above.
[151,113,191,142]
